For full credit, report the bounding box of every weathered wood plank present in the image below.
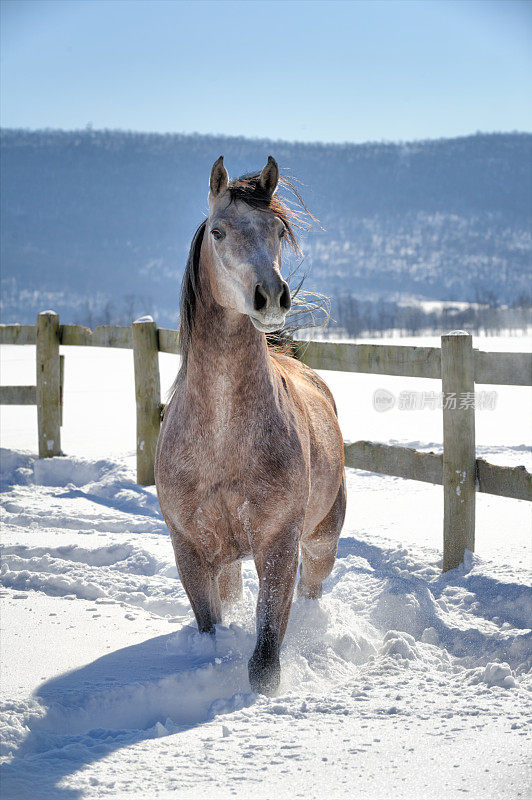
[3,324,530,388]
[477,459,532,502]
[0,385,36,405]
[91,325,132,348]
[344,439,531,503]
[158,328,181,354]
[344,440,443,485]
[475,351,532,386]
[60,324,92,346]
[132,317,161,485]
[441,332,476,571]
[36,311,61,457]
[0,324,36,345]
[60,324,133,348]
[295,340,442,378]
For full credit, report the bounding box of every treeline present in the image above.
[2,129,531,327]
[329,293,532,338]
[73,294,156,329]
[65,290,532,340]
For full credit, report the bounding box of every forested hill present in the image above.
[1,129,530,326]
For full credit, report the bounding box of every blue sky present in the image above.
[1,0,531,143]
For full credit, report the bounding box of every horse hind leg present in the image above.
[218,562,243,604]
[298,474,346,600]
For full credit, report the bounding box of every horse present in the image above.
[155,156,346,695]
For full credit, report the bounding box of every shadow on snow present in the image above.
[1,626,256,800]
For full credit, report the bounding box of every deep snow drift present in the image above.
[0,338,530,799]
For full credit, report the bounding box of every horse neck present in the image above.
[184,252,275,415]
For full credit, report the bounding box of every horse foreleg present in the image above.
[218,561,243,604]
[298,474,346,599]
[249,529,299,695]
[172,536,222,634]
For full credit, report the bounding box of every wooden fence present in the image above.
[1,310,531,572]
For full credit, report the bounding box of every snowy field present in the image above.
[1,335,531,799]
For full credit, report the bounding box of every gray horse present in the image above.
[155,156,345,695]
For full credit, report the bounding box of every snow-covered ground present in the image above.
[1,335,531,799]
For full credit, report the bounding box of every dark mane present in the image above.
[176,171,318,386]
[178,219,206,375]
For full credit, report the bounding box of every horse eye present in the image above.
[211,229,224,241]
[279,228,286,239]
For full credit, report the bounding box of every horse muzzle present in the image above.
[250,278,290,332]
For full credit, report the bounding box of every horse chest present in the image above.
[158,381,307,551]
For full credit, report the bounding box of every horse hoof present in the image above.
[248,657,281,696]
[198,624,216,635]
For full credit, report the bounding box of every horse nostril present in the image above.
[254,284,268,312]
[279,283,291,312]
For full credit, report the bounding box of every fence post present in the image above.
[36,310,61,457]
[132,316,161,485]
[441,331,476,571]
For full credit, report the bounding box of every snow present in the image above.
[1,335,531,799]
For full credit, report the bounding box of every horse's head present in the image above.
[205,156,292,333]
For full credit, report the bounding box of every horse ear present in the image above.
[209,156,229,198]
[259,155,279,198]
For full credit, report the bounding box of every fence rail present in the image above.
[1,312,531,571]
[0,385,37,405]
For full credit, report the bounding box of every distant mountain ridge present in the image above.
[1,129,530,326]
